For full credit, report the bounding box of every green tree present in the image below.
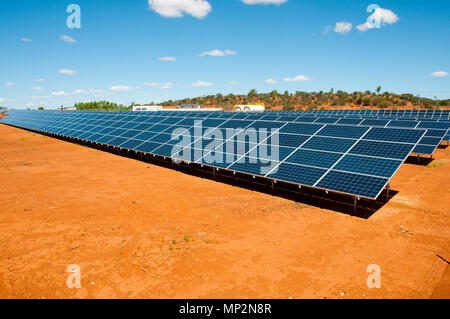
[376,86,382,95]
[247,89,257,97]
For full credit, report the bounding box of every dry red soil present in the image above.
[0,124,449,299]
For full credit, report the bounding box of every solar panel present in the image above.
[267,163,328,187]
[0,110,429,200]
[315,171,389,199]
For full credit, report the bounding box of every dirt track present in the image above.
[0,124,448,299]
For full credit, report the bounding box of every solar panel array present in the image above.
[265,109,450,120]
[1,110,431,200]
[236,111,450,154]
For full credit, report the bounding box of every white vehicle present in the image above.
[132,105,163,112]
[234,104,265,113]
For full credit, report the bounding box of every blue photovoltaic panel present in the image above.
[294,117,318,123]
[316,125,368,139]
[425,129,446,138]
[418,137,443,145]
[0,110,431,200]
[267,163,327,187]
[258,146,294,162]
[349,140,414,160]
[278,116,299,122]
[417,122,450,130]
[277,133,310,148]
[228,156,280,177]
[387,121,418,128]
[121,139,145,150]
[314,117,339,124]
[285,149,342,169]
[360,119,390,127]
[222,140,258,157]
[364,127,426,143]
[302,136,356,153]
[412,145,436,155]
[135,141,162,153]
[336,118,363,125]
[334,155,402,178]
[280,123,323,135]
[316,171,389,199]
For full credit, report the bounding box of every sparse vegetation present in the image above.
[427,162,445,168]
[158,89,450,111]
[74,101,130,111]
[65,89,449,112]
[292,203,308,209]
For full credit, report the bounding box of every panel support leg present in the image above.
[212,168,216,179]
[271,180,275,191]
[386,183,390,200]
[353,197,358,214]
[418,154,420,164]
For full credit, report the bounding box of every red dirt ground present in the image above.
[0,124,448,299]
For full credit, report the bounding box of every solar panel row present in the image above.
[0,110,428,200]
[264,109,450,120]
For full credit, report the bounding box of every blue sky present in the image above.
[1,0,449,109]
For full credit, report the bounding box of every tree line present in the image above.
[23,88,450,111]
[73,101,130,111]
[161,88,449,111]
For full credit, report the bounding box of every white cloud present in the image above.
[199,49,237,57]
[72,89,86,94]
[60,34,77,44]
[34,78,46,82]
[334,22,352,34]
[6,82,15,86]
[356,22,371,32]
[430,71,448,77]
[0,98,5,103]
[284,75,312,82]
[241,0,287,5]
[110,85,142,92]
[58,69,77,75]
[229,81,240,85]
[189,80,213,87]
[158,56,177,62]
[148,0,212,19]
[31,95,51,100]
[161,82,174,89]
[357,8,399,32]
[21,38,32,42]
[265,79,277,84]
[144,82,162,87]
[52,91,68,96]
[88,89,106,94]
[31,86,43,91]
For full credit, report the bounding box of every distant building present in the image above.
[179,104,201,109]
[132,105,163,112]
[57,106,77,111]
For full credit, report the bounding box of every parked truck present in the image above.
[234,104,265,113]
